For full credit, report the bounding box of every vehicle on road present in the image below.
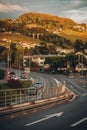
[21,72,28,79]
[34,81,43,89]
[11,74,19,80]
[28,87,37,95]
[7,71,16,80]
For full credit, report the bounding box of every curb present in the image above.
[0,92,74,120]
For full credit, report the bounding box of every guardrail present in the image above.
[0,83,75,120]
[0,86,60,108]
[0,92,73,120]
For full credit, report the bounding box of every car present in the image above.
[21,72,28,79]
[28,87,37,95]
[11,74,19,80]
[7,74,11,80]
[7,71,15,80]
[34,81,43,89]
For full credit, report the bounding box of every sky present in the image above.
[0,0,87,23]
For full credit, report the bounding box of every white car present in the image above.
[21,72,28,79]
[11,74,19,80]
[28,87,37,95]
[34,81,43,89]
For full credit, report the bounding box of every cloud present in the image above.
[0,3,28,13]
[61,0,87,23]
[0,0,87,23]
[65,7,87,23]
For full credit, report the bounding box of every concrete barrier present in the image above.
[0,90,74,120]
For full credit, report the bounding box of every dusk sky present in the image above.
[0,0,87,23]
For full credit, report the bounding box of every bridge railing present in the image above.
[0,87,60,108]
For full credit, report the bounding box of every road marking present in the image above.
[70,86,73,88]
[52,78,61,86]
[71,117,87,127]
[83,85,86,88]
[25,112,63,127]
[82,93,87,96]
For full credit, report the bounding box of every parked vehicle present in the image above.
[21,72,28,79]
[11,74,19,80]
[28,87,37,95]
[7,74,11,80]
[7,71,16,80]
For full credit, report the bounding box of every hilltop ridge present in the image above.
[0,12,87,45]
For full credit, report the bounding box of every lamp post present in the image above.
[81,54,84,77]
[18,52,21,79]
[7,47,11,79]
[17,47,21,79]
[23,55,31,79]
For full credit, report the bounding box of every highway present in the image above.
[0,71,87,130]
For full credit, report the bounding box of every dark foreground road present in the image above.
[0,96,87,130]
[0,74,87,130]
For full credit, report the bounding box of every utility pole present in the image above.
[18,52,20,79]
[7,47,11,79]
[81,54,84,77]
[23,55,31,79]
[16,43,20,79]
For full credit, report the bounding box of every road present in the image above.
[0,71,87,130]
[0,63,59,105]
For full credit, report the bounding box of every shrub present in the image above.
[0,69,5,79]
[22,80,32,88]
[7,79,22,89]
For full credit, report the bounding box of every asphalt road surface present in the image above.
[0,72,87,130]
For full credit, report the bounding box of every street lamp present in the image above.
[75,52,84,76]
[17,46,21,79]
[81,54,84,77]
[7,47,11,79]
[23,56,31,79]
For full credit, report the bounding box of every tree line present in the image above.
[0,39,87,69]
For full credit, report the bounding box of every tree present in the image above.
[33,46,40,55]
[47,45,57,54]
[0,69,5,79]
[65,53,78,69]
[10,42,17,64]
[74,39,85,52]
[0,46,7,61]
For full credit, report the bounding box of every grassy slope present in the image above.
[59,29,87,42]
[0,29,87,48]
[0,33,40,46]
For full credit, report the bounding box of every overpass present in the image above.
[23,54,65,66]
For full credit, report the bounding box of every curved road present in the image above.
[0,63,87,130]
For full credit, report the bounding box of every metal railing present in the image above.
[0,87,60,108]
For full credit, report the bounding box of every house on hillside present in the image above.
[73,25,85,32]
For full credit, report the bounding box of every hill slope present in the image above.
[0,12,87,44]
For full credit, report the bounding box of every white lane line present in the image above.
[52,78,61,86]
[70,86,73,88]
[71,117,87,127]
[82,93,87,96]
[25,112,63,127]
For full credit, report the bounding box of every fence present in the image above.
[0,86,60,108]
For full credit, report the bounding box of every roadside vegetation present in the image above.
[0,69,33,89]
[0,78,33,89]
[0,69,5,79]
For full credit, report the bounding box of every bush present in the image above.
[0,69,5,79]
[7,79,22,89]
[22,80,32,88]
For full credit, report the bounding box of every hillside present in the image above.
[17,12,77,28]
[0,32,40,48]
[0,12,87,47]
[59,29,87,42]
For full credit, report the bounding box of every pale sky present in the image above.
[0,0,87,23]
